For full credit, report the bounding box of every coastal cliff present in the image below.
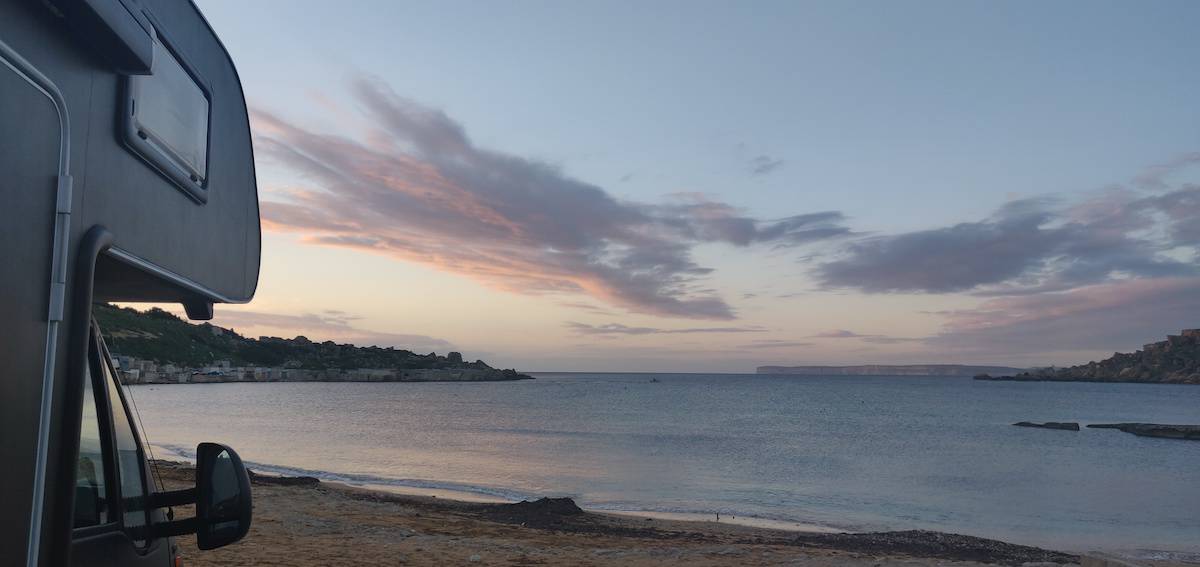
[976,329,1200,385]
[95,304,532,384]
[757,364,1026,377]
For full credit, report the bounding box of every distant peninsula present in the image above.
[976,329,1200,385]
[756,364,1026,377]
[95,304,532,384]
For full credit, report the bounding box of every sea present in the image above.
[126,373,1200,558]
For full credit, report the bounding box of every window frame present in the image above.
[95,327,156,549]
[71,321,156,551]
[120,25,214,204]
[71,325,121,539]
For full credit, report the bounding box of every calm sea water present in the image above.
[127,373,1200,555]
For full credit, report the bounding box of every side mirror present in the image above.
[149,442,252,550]
[195,442,252,549]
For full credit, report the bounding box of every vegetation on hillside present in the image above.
[94,303,494,371]
[980,330,1200,385]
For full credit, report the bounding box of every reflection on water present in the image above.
[129,373,1200,553]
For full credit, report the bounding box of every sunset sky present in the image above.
[185,0,1200,372]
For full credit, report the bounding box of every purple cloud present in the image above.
[565,321,766,336]
[253,78,849,320]
[810,329,923,344]
[749,155,785,176]
[816,185,1200,295]
[739,339,815,349]
[926,276,1200,359]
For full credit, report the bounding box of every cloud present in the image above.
[805,166,1200,363]
[810,329,923,344]
[1132,152,1200,190]
[565,321,766,336]
[860,336,924,345]
[1138,185,1200,248]
[321,309,358,319]
[749,155,785,176]
[811,329,862,338]
[254,78,848,320]
[209,309,456,353]
[739,339,815,349]
[557,301,617,315]
[927,276,1200,357]
[816,187,1200,295]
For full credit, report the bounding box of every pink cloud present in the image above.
[252,78,849,320]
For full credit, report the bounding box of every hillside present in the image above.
[976,329,1200,385]
[93,303,524,376]
[756,364,1026,377]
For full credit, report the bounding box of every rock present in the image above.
[481,497,584,528]
[248,469,320,486]
[1087,423,1200,440]
[1013,422,1080,431]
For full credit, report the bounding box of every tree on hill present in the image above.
[93,303,494,372]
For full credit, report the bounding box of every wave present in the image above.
[151,443,534,503]
[150,442,853,534]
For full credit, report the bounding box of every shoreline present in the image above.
[152,443,851,532]
[150,447,1200,563]
[333,481,851,535]
[600,509,845,534]
[976,374,1200,386]
[153,459,1090,566]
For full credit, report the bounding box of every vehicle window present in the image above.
[101,356,149,546]
[124,33,210,201]
[74,364,108,528]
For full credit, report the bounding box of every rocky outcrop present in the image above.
[115,355,532,385]
[481,497,584,529]
[977,329,1200,385]
[1013,422,1080,431]
[1087,423,1200,441]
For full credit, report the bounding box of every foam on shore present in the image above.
[150,442,846,532]
[600,509,845,533]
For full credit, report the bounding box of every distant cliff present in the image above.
[95,303,532,383]
[756,364,1027,377]
[977,329,1200,385]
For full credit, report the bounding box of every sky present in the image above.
[179,0,1200,372]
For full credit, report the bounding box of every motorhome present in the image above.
[1,0,259,565]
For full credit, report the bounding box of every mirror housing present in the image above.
[149,442,252,550]
[195,442,253,549]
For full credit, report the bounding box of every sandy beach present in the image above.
[151,461,1096,567]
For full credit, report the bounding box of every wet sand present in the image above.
[155,460,1083,566]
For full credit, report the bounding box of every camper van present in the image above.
[2,1,258,565]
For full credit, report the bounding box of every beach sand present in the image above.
[154,460,1087,566]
